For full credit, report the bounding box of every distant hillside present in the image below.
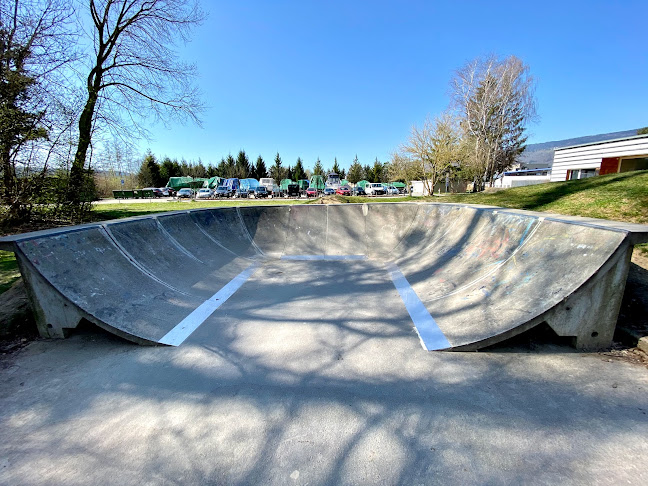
[519,128,642,169]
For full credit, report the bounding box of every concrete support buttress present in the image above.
[14,249,84,339]
[544,239,633,350]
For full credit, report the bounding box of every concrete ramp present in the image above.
[2,203,647,350]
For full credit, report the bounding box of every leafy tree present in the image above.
[293,157,305,180]
[68,0,204,208]
[401,113,466,195]
[254,155,267,179]
[347,155,364,184]
[270,152,284,181]
[313,157,324,176]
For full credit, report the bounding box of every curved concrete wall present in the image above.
[2,203,647,350]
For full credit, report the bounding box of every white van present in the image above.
[259,178,276,190]
[365,183,386,195]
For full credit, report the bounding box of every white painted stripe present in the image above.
[281,255,367,261]
[158,261,261,346]
[386,262,451,351]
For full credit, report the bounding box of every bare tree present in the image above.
[0,0,78,222]
[67,0,204,207]
[451,55,537,191]
[398,113,466,195]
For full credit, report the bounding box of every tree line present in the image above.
[132,151,394,191]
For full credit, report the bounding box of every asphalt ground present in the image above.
[1,260,647,485]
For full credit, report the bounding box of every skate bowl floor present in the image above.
[2,202,648,351]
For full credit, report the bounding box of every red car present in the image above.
[305,187,318,197]
[336,186,351,196]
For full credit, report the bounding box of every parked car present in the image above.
[196,188,214,199]
[305,187,318,197]
[234,188,252,198]
[251,186,269,198]
[160,187,175,197]
[336,186,351,196]
[143,187,164,197]
[177,188,194,198]
[352,186,366,196]
[215,185,230,198]
[323,187,336,196]
[284,183,300,197]
[384,185,399,195]
[365,183,385,196]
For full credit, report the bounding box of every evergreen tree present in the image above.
[372,158,385,183]
[255,155,267,179]
[160,157,181,183]
[194,158,208,178]
[313,157,324,176]
[235,150,250,178]
[363,164,374,182]
[347,155,364,184]
[225,154,236,178]
[216,158,228,177]
[286,165,294,181]
[332,157,341,175]
[137,151,163,187]
[293,157,305,181]
[270,152,284,181]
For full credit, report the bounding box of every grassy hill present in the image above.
[438,170,648,225]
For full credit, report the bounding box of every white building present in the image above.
[551,134,648,182]
[493,168,551,189]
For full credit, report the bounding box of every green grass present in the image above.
[91,197,308,221]
[0,250,20,294]
[436,171,648,225]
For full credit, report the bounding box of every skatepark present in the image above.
[1,202,648,484]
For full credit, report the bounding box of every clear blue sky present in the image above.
[139,0,648,171]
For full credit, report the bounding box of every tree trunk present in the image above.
[67,90,98,205]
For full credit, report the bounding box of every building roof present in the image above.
[554,133,648,152]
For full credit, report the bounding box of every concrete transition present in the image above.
[1,203,647,351]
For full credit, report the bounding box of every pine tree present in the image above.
[347,155,364,184]
[235,150,250,178]
[332,157,341,175]
[313,158,324,176]
[254,155,267,179]
[270,152,284,181]
[293,157,305,181]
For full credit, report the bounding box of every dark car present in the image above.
[323,187,336,196]
[234,188,250,198]
[215,186,230,198]
[177,188,193,198]
[336,186,351,196]
[282,183,300,197]
[305,187,318,197]
[352,186,366,196]
[252,186,268,198]
[143,187,164,197]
